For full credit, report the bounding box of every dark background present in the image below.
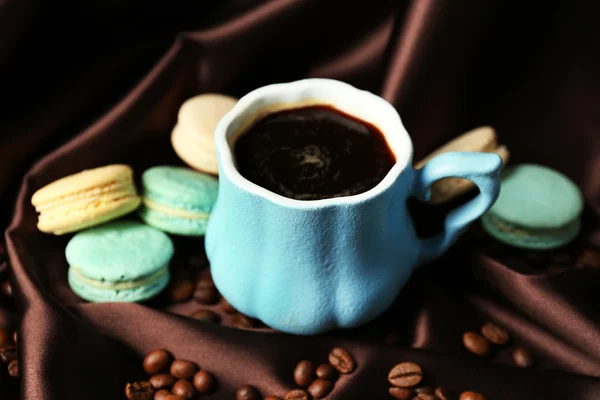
[1,1,599,399]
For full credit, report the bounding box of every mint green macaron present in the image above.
[66,220,173,302]
[481,164,583,250]
[139,166,218,236]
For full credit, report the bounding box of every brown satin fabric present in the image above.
[1,1,600,399]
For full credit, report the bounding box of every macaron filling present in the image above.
[69,264,169,290]
[142,195,210,220]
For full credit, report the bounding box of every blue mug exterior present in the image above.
[206,79,501,335]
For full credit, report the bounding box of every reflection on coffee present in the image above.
[234,105,396,200]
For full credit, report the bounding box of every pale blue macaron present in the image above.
[139,166,218,236]
[66,220,173,302]
[481,164,583,250]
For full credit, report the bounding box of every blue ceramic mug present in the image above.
[206,79,501,335]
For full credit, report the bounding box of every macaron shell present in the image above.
[176,93,238,140]
[32,164,133,206]
[142,166,218,207]
[68,266,170,303]
[65,220,174,282]
[171,123,219,175]
[38,195,141,235]
[489,164,583,229]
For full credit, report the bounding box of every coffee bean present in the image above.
[193,286,218,304]
[265,397,283,400]
[480,323,510,345]
[0,345,17,363]
[220,298,237,314]
[315,363,337,380]
[285,389,309,400]
[459,391,485,400]
[172,380,195,399]
[233,313,256,329]
[191,309,220,324]
[236,384,260,400]
[149,374,176,389]
[170,360,199,380]
[388,362,423,388]
[193,370,216,393]
[512,347,534,367]
[143,349,173,375]
[0,327,10,348]
[165,395,184,400]
[294,360,315,387]
[434,387,455,400]
[154,389,171,400]
[12,331,17,345]
[7,359,18,378]
[197,275,214,288]
[414,394,435,400]
[1,281,12,297]
[415,386,434,394]
[169,280,194,303]
[307,379,333,399]
[328,347,355,374]
[389,387,414,400]
[125,382,154,400]
[462,332,490,356]
[576,248,600,268]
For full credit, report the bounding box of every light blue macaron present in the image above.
[481,163,584,250]
[139,166,218,236]
[66,220,173,302]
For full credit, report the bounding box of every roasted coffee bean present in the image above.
[307,379,333,399]
[172,380,195,399]
[193,285,218,304]
[125,381,154,400]
[233,313,256,329]
[328,347,355,374]
[389,387,414,400]
[0,281,12,297]
[415,386,434,394]
[154,389,171,400]
[170,360,199,380]
[480,323,510,345]
[220,297,237,314]
[576,248,600,268]
[169,280,195,303]
[414,394,435,400]
[459,392,485,400]
[294,360,315,387]
[265,397,282,400]
[191,309,220,324]
[0,327,10,348]
[236,384,260,400]
[512,347,534,367]
[0,345,17,363]
[193,370,216,393]
[388,362,423,388]
[143,349,173,375]
[12,331,17,345]
[149,374,176,389]
[434,387,455,400]
[315,363,337,380]
[7,359,18,378]
[285,389,309,400]
[165,395,184,400]
[462,332,490,356]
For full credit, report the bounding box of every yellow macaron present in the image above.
[31,164,141,235]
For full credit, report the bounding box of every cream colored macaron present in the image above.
[171,93,238,175]
[31,164,141,235]
[415,126,510,204]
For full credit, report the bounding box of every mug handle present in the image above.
[412,151,502,264]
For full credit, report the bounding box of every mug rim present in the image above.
[215,78,414,208]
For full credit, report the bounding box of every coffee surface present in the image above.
[234,105,395,200]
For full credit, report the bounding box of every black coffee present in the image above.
[234,105,395,200]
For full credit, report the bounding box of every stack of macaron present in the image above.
[30,93,234,304]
